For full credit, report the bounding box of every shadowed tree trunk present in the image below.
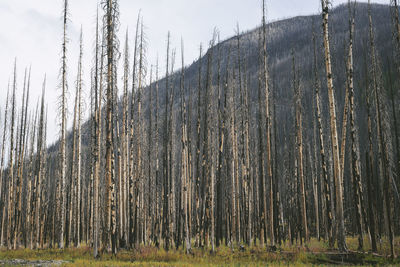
[0,86,9,246]
[292,52,308,243]
[368,0,395,257]
[262,0,275,246]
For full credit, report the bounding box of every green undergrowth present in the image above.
[0,237,399,266]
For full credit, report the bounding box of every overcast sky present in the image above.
[0,0,388,144]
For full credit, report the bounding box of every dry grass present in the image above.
[0,237,399,266]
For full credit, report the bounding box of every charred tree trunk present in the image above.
[261,0,275,246]
[59,0,69,249]
[321,0,347,251]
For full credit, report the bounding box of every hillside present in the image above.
[44,2,398,227]
[49,3,395,154]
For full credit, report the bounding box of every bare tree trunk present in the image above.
[121,30,130,247]
[154,60,161,247]
[59,0,69,249]
[256,28,267,247]
[147,53,153,249]
[363,51,378,252]
[179,40,191,254]
[202,35,216,250]
[194,45,203,248]
[262,0,275,246]
[104,0,119,255]
[162,32,171,251]
[168,49,176,249]
[311,74,320,241]
[321,0,347,251]
[7,61,17,249]
[228,65,238,248]
[347,2,365,250]
[129,12,140,248]
[368,1,395,257]
[387,60,400,205]
[93,9,103,258]
[25,109,35,249]
[313,22,333,246]
[135,21,145,247]
[75,30,83,247]
[215,34,224,248]
[292,52,308,243]
[68,45,79,247]
[34,79,46,249]
[0,87,9,246]
[14,67,30,249]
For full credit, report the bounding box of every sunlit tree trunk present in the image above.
[93,9,103,257]
[321,0,347,251]
[75,30,83,247]
[59,0,69,249]
[7,61,17,249]
[129,12,140,249]
[104,0,119,254]
[313,23,333,246]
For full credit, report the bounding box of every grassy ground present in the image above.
[0,237,399,266]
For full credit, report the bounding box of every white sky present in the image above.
[0,0,388,144]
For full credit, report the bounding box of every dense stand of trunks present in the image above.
[0,0,399,259]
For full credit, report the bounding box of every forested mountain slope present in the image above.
[47,1,398,238]
[3,1,398,255]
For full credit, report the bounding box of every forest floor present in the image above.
[0,237,399,266]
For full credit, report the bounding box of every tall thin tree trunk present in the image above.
[59,0,69,249]
[347,2,365,250]
[129,12,140,248]
[93,9,103,258]
[75,30,83,247]
[292,52,308,242]
[35,78,46,249]
[261,0,275,246]
[0,87,9,246]
[7,60,17,249]
[104,0,118,255]
[313,21,333,246]
[368,1,395,257]
[321,0,347,251]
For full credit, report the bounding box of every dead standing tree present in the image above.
[103,0,119,255]
[346,1,365,250]
[368,0,396,257]
[34,79,46,249]
[0,87,9,246]
[58,0,69,249]
[261,0,275,247]
[292,52,308,243]
[93,8,104,258]
[7,61,17,249]
[14,67,30,249]
[179,40,191,254]
[129,11,140,249]
[321,0,347,251]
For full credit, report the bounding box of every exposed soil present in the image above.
[0,259,68,266]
